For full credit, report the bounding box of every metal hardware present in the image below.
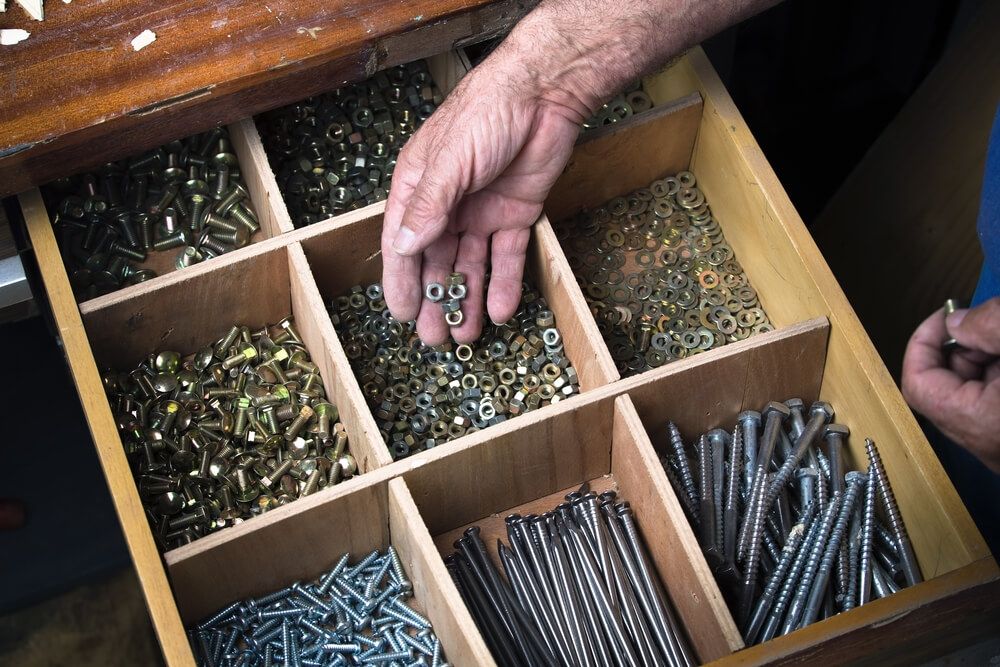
[330,281,580,458]
[554,170,774,377]
[191,548,448,667]
[47,128,262,301]
[258,60,443,228]
[105,317,353,551]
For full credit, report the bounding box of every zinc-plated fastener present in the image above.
[865,439,922,587]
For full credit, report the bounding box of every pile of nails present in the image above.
[48,127,261,300]
[446,489,695,667]
[661,399,922,645]
[424,273,468,327]
[191,547,449,667]
[104,318,355,551]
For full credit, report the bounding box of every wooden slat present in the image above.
[388,479,498,667]
[169,476,390,623]
[711,557,1000,666]
[623,318,829,438]
[531,215,619,390]
[229,118,296,237]
[612,395,742,661]
[19,188,197,667]
[0,0,534,197]
[287,243,393,468]
[546,93,703,221]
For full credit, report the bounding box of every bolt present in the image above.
[737,402,788,576]
[780,491,843,635]
[942,299,961,352]
[800,472,865,626]
[865,439,922,587]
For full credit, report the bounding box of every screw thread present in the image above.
[697,435,714,547]
[668,422,699,516]
[865,438,921,586]
[725,424,743,514]
[760,503,825,642]
[800,476,864,625]
[780,491,843,635]
[663,457,700,522]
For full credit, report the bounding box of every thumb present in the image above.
[946,297,1000,356]
[392,141,468,256]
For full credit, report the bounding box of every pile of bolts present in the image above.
[661,399,921,644]
[105,317,355,551]
[49,127,261,300]
[191,547,449,667]
[447,489,695,667]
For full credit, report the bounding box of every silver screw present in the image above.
[865,438,922,587]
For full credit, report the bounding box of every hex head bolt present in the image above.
[743,501,814,644]
[736,401,788,561]
[779,491,843,636]
[765,402,834,511]
[799,472,866,627]
[737,402,788,575]
[667,422,699,523]
[865,438,922,586]
[738,410,762,493]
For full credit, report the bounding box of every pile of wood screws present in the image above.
[258,60,442,228]
[555,171,773,377]
[424,272,468,327]
[104,317,355,551]
[48,127,261,300]
[661,399,922,644]
[447,489,694,667]
[329,282,580,459]
[191,547,449,667]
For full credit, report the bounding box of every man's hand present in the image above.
[381,56,586,345]
[902,297,1000,472]
[380,0,781,344]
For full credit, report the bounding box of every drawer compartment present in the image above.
[171,476,492,666]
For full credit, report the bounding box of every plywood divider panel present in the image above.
[404,393,616,536]
[287,244,392,469]
[546,93,703,221]
[612,395,743,661]
[19,189,197,667]
[531,215,619,390]
[170,478,390,623]
[646,48,990,572]
[229,118,296,236]
[427,49,471,99]
[623,318,828,438]
[388,479,498,667]
[80,243,291,368]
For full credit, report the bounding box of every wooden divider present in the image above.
[403,385,738,665]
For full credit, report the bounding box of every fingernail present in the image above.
[946,308,968,330]
[392,227,418,255]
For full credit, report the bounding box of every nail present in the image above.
[392,226,418,254]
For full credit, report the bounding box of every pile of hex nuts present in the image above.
[48,127,261,300]
[330,282,580,459]
[258,60,442,227]
[105,317,354,551]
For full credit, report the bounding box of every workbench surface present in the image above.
[0,0,530,197]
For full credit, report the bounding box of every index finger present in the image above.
[382,140,427,322]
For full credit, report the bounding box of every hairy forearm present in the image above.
[488,0,780,118]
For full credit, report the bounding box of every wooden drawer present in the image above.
[16,46,998,666]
